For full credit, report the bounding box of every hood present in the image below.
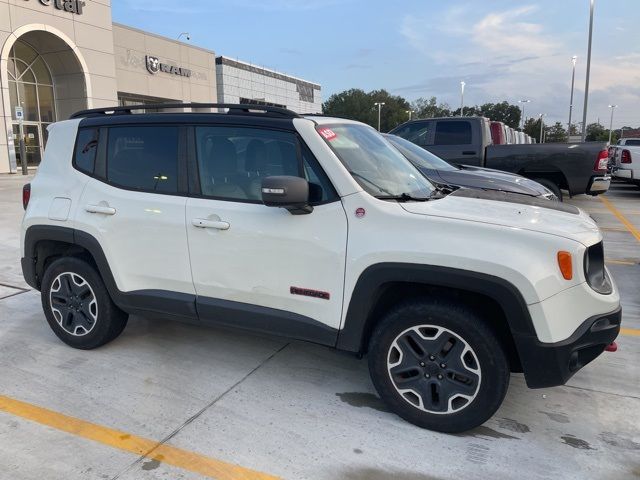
[400,189,600,244]
[432,165,551,197]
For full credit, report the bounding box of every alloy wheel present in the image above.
[49,272,98,336]
[387,325,481,414]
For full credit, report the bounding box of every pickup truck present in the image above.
[610,138,640,186]
[389,117,610,201]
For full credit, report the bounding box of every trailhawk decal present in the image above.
[290,286,330,300]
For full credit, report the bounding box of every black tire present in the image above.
[41,257,128,349]
[368,299,510,433]
[532,178,563,201]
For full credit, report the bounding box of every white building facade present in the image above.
[216,57,322,114]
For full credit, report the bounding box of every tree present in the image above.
[523,117,541,140]
[410,96,451,119]
[322,88,411,132]
[585,122,607,141]
[322,88,377,126]
[370,89,412,132]
[450,105,482,117]
[478,102,521,129]
[545,122,568,143]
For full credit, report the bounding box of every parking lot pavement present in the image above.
[0,173,639,480]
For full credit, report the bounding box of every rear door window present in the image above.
[434,121,472,145]
[392,121,431,146]
[106,126,179,193]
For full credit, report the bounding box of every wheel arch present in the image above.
[23,225,118,298]
[338,263,535,371]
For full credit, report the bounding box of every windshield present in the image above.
[624,139,640,146]
[317,124,436,200]
[383,134,457,171]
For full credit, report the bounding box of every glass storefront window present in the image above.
[17,83,39,121]
[38,86,56,123]
[8,40,57,167]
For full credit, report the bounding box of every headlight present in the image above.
[584,241,612,294]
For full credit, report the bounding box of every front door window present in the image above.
[7,40,56,166]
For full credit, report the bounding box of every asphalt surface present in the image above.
[0,173,638,480]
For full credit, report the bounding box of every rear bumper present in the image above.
[587,175,611,194]
[516,307,621,388]
[612,167,635,180]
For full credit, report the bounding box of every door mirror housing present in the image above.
[261,176,313,215]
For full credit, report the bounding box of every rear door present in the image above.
[425,120,483,166]
[185,124,348,343]
[75,124,195,305]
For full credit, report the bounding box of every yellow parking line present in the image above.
[0,394,279,480]
[599,196,640,243]
[605,259,637,266]
[621,327,640,337]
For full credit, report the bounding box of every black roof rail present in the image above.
[69,103,301,119]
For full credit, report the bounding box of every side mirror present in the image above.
[262,176,313,215]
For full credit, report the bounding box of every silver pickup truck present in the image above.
[610,138,640,187]
[389,116,611,201]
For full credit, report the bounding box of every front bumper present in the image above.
[587,175,611,194]
[516,307,621,388]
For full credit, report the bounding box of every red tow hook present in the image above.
[605,342,618,352]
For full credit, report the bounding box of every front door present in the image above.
[185,125,348,344]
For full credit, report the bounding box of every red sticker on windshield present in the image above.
[318,128,337,141]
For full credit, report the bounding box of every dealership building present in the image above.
[0,0,322,173]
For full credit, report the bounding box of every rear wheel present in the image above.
[532,178,563,201]
[368,299,510,433]
[41,257,128,349]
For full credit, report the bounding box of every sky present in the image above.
[112,0,640,129]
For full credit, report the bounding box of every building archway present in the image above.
[2,26,91,167]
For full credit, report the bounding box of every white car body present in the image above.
[611,138,640,184]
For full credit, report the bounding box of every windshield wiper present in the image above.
[376,192,432,202]
[348,171,394,196]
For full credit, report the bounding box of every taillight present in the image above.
[594,149,609,171]
[621,149,632,164]
[22,183,31,210]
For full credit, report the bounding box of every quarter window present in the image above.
[74,128,99,174]
[434,121,472,145]
[106,126,179,193]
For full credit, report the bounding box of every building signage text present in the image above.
[146,55,191,77]
[24,0,86,15]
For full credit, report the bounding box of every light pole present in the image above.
[607,104,617,144]
[406,110,415,121]
[538,114,545,144]
[568,55,577,139]
[374,102,385,131]
[518,99,531,129]
[621,126,627,139]
[460,81,466,116]
[581,0,595,141]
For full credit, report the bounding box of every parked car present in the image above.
[383,134,557,200]
[389,116,610,201]
[22,104,620,434]
[610,138,640,187]
[490,121,507,145]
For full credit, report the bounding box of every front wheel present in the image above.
[41,257,128,349]
[368,299,510,433]
[532,178,563,201]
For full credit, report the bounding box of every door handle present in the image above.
[462,151,477,155]
[85,204,116,215]
[192,218,230,230]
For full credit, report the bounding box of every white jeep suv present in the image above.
[21,104,621,433]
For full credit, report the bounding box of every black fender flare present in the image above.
[336,262,537,357]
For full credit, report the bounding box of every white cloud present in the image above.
[397,4,640,127]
